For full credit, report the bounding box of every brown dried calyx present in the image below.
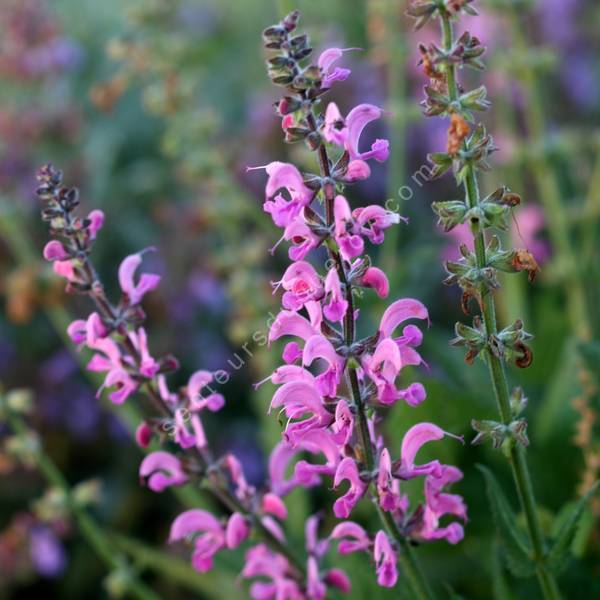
[447,113,470,156]
[511,249,540,283]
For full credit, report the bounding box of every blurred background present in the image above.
[0,0,599,598]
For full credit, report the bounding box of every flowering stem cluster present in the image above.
[257,10,468,598]
[409,1,560,597]
[35,164,319,594]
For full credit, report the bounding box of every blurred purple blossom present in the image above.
[29,525,67,578]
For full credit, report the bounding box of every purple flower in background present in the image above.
[29,525,67,578]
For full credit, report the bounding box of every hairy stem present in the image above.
[441,12,560,599]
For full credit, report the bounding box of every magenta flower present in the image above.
[139,451,188,492]
[334,195,364,260]
[43,240,70,261]
[118,252,161,306]
[129,327,159,378]
[169,509,226,573]
[359,267,389,298]
[323,102,390,163]
[268,309,320,346]
[269,380,333,443]
[294,429,341,484]
[418,466,467,545]
[277,261,324,311]
[283,217,321,260]
[362,338,404,405]
[323,268,348,323]
[318,47,355,89]
[262,493,288,521]
[330,521,371,554]
[87,209,105,240]
[102,368,138,404]
[377,448,406,512]
[241,544,301,600]
[353,205,403,245]
[394,423,448,480]
[187,370,225,412]
[330,399,354,446]
[374,531,398,588]
[52,259,77,282]
[269,441,315,496]
[225,512,251,549]
[302,335,344,397]
[262,162,313,228]
[378,298,429,340]
[333,457,367,518]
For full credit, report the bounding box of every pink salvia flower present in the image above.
[394,422,447,480]
[225,512,250,549]
[87,209,105,240]
[418,465,467,544]
[333,457,367,518]
[43,240,70,261]
[53,259,76,281]
[374,531,398,587]
[379,298,429,340]
[323,268,348,323]
[139,451,188,492]
[277,260,324,311]
[334,195,364,260]
[102,368,138,404]
[353,205,402,245]
[377,448,403,512]
[330,521,371,554]
[262,492,288,520]
[318,47,356,89]
[283,216,321,261]
[118,251,161,306]
[324,103,390,163]
[169,509,226,573]
[294,429,341,484]
[263,162,313,228]
[302,335,344,397]
[360,267,389,298]
[129,327,159,378]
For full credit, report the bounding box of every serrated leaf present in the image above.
[478,465,536,578]
[546,482,599,572]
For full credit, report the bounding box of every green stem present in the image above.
[440,13,560,600]
[5,409,159,600]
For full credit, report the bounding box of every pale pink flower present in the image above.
[118,251,161,306]
[317,47,357,89]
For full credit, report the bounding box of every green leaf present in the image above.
[491,542,517,600]
[546,482,599,572]
[477,465,536,578]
